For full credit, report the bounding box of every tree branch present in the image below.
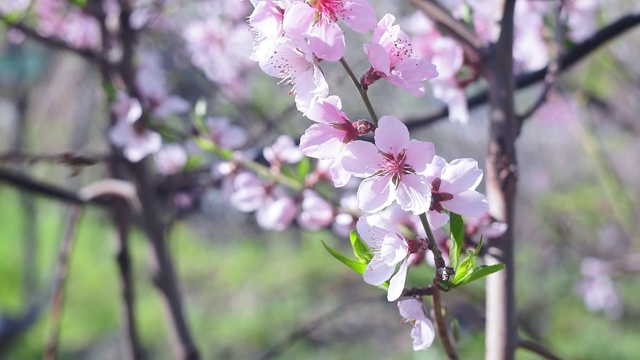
[44,205,83,360]
[0,18,109,67]
[408,0,483,64]
[405,13,640,130]
[518,339,564,360]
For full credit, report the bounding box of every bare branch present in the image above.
[44,205,83,360]
[0,18,109,66]
[518,339,564,360]
[408,0,483,64]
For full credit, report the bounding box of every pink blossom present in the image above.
[341,116,435,214]
[466,213,507,239]
[259,36,329,113]
[297,189,334,230]
[108,120,162,163]
[331,193,359,237]
[283,0,377,61]
[154,144,188,175]
[264,135,304,166]
[423,155,488,217]
[513,1,548,71]
[576,257,622,319]
[299,96,359,159]
[207,117,247,150]
[136,53,190,118]
[357,214,411,301]
[564,0,599,43]
[407,12,468,122]
[228,171,298,231]
[397,298,436,351]
[183,15,253,87]
[256,192,298,231]
[108,92,161,162]
[361,14,438,96]
[33,0,100,50]
[248,0,289,61]
[300,95,373,187]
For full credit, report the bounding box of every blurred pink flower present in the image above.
[207,117,247,150]
[297,189,334,230]
[264,135,304,166]
[136,53,190,118]
[108,120,162,163]
[154,144,188,175]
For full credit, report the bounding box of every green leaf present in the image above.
[449,212,464,269]
[452,254,473,284]
[451,317,461,343]
[451,264,505,287]
[321,241,366,275]
[183,154,205,172]
[350,230,372,263]
[297,157,311,179]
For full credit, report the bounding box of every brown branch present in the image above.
[0,18,109,66]
[431,287,458,360]
[405,12,640,130]
[0,167,108,207]
[408,0,483,64]
[483,0,518,358]
[44,205,83,360]
[518,339,564,360]
[111,197,147,359]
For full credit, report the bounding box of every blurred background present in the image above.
[1,0,640,359]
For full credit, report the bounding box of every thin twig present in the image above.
[404,13,640,131]
[516,1,565,126]
[0,168,109,207]
[339,57,379,125]
[518,339,564,360]
[258,297,382,360]
[431,287,458,360]
[408,0,483,64]
[44,205,83,360]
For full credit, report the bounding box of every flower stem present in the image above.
[420,212,458,359]
[431,287,459,360]
[339,57,379,126]
[419,213,445,270]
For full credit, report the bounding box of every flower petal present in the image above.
[375,116,410,155]
[405,139,435,173]
[363,257,396,285]
[387,259,409,301]
[396,174,432,215]
[341,141,380,177]
[357,175,396,213]
[443,190,488,217]
[440,158,483,193]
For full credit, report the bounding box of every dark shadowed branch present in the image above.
[518,339,564,360]
[44,205,83,360]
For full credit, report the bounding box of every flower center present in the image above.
[379,149,415,186]
[430,177,454,213]
[309,0,341,22]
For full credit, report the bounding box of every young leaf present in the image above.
[350,230,372,262]
[449,212,465,269]
[451,264,505,287]
[321,240,367,274]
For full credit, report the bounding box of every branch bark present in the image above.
[483,0,518,359]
